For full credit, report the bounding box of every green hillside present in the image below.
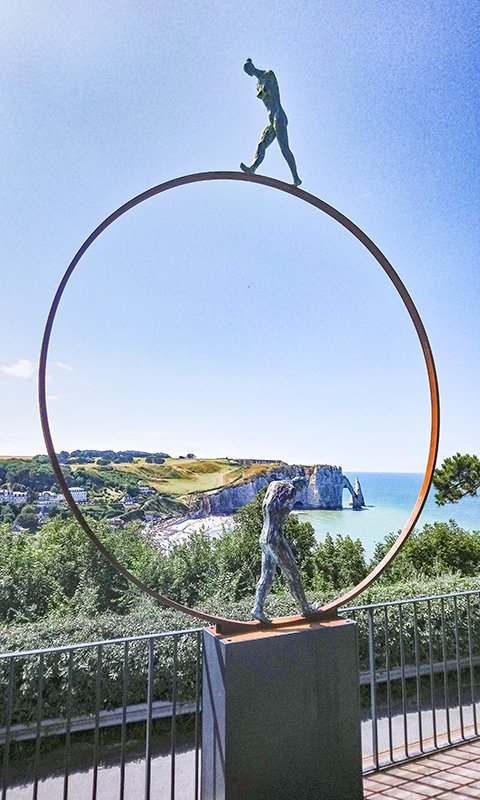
[71,458,282,497]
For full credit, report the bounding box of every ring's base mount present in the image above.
[214,608,339,637]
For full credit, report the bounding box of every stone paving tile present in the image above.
[367,772,405,787]
[362,739,480,800]
[381,787,429,799]
[459,745,480,755]
[419,754,463,768]
[432,750,471,766]
[363,779,389,796]
[437,769,478,785]
[366,794,392,800]
[397,780,440,796]
[435,753,474,766]
[448,765,480,780]
[446,767,480,783]
[386,765,433,781]
[418,773,471,790]
[459,760,480,773]
[401,762,443,776]
[437,795,479,800]
[453,787,480,798]
[451,792,480,800]
[363,777,383,790]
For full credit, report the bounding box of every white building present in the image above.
[0,489,28,505]
[36,491,65,508]
[69,487,87,503]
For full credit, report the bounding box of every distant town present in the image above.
[0,449,202,531]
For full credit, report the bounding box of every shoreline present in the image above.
[142,514,235,551]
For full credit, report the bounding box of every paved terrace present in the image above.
[364,739,480,799]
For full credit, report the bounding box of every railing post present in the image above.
[368,608,379,769]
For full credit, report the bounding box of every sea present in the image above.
[294,472,480,560]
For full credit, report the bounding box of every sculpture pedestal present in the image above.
[201,618,363,800]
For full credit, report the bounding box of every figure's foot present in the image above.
[301,601,321,617]
[293,176,302,187]
[240,162,255,175]
[251,606,272,624]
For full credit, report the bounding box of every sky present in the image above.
[1,0,479,472]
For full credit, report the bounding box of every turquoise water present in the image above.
[294,472,480,559]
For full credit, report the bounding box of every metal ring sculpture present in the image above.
[39,172,440,635]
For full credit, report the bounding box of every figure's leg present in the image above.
[240,123,276,175]
[251,547,277,623]
[273,118,302,186]
[275,538,318,615]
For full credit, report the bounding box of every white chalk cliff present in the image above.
[189,464,365,517]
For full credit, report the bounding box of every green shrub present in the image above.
[371,520,480,582]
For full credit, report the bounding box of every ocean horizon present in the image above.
[294,472,480,559]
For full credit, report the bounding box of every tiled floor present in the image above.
[363,739,480,799]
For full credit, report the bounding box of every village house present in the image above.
[69,487,88,503]
[36,491,65,508]
[0,489,29,505]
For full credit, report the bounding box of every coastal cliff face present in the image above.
[298,466,364,511]
[189,465,365,517]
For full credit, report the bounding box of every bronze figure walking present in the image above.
[252,477,318,623]
[240,58,302,187]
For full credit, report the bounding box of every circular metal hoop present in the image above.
[39,171,440,634]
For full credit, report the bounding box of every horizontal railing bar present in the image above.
[0,627,202,660]
[0,700,197,744]
[358,654,480,686]
[340,587,480,614]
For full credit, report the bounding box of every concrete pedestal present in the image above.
[201,618,363,800]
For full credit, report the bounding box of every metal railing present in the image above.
[0,627,202,800]
[346,588,480,772]
[1,589,480,797]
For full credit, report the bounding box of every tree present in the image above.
[313,534,368,592]
[433,453,480,505]
[33,455,50,464]
[15,507,38,532]
[0,505,15,524]
[371,520,480,581]
[0,524,57,621]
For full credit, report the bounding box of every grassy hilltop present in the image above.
[72,457,282,496]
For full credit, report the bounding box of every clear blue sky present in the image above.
[1,0,479,471]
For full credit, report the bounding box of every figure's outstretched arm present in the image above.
[243,58,265,79]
